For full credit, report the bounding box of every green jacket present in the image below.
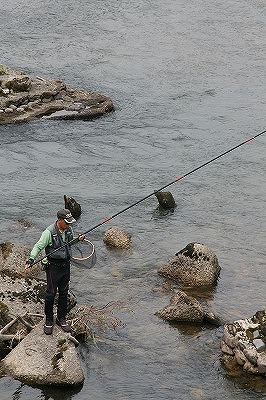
[30,222,74,261]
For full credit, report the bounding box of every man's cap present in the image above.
[57,209,76,224]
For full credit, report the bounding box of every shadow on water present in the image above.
[11,383,83,400]
[38,385,83,400]
[220,362,266,394]
[168,320,219,336]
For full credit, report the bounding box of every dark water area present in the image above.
[0,0,265,399]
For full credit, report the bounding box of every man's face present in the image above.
[57,218,70,230]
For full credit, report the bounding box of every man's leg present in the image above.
[56,262,71,332]
[44,264,59,334]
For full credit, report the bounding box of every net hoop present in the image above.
[71,239,95,262]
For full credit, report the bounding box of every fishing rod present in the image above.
[31,128,265,266]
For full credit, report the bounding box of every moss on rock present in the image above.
[0,242,14,259]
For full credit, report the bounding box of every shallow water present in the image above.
[0,0,265,399]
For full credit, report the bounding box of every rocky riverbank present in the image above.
[0,65,113,124]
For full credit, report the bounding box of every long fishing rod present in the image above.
[31,129,265,266]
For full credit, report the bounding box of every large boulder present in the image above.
[158,242,221,287]
[1,321,84,386]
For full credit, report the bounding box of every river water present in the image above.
[0,0,265,399]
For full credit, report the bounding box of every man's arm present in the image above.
[25,229,52,269]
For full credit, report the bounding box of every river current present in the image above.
[0,0,265,399]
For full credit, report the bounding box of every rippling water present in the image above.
[0,0,265,399]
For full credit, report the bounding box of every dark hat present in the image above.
[57,209,76,224]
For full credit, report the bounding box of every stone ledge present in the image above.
[0,66,114,124]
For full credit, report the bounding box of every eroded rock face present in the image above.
[221,311,266,377]
[0,242,45,319]
[0,67,113,124]
[155,290,205,322]
[103,226,131,249]
[158,242,221,287]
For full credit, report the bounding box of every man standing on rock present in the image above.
[25,209,84,335]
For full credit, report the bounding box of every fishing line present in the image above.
[31,128,265,266]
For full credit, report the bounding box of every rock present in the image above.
[1,321,84,386]
[0,67,113,124]
[5,75,31,92]
[204,311,222,327]
[103,226,131,249]
[158,242,221,287]
[154,190,176,209]
[155,290,205,322]
[0,241,46,319]
[221,310,266,377]
[64,195,82,220]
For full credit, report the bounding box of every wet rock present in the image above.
[221,310,266,377]
[204,311,222,327]
[1,321,84,387]
[155,290,205,322]
[0,66,113,124]
[154,190,176,209]
[64,195,82,220]
[103,226,131,249]
[0,241,45,317]
[5,75,31,92]
[158,242,221,287]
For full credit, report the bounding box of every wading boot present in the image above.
[44,319,54,335]
[56,317,71,333]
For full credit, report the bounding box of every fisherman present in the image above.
[25,209,85,335]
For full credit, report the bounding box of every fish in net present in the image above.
[71,239,96,268]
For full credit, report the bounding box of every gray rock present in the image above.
[103,226,131,249]
[158,242,221,287]
[1,321,84,386]
[220,340,234,356]
[253,338,265,352]
[0,67,113,124]
[257,353,266,374]
[0,242,45,317]
[155,290,205,322]
[221,311,266,378]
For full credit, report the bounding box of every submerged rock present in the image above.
[156,290,205,322]
[64,195,82,220]
[103,226,131,249]
[158,242,221,287]
[0,66,113,124]
[154,190,176,209]
[155,290,221,326]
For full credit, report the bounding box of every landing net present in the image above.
[71,239,96,268]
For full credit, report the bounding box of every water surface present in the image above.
[0,0,265,399]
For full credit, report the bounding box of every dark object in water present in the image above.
[154,190,176,209]
[64,194,82,219]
